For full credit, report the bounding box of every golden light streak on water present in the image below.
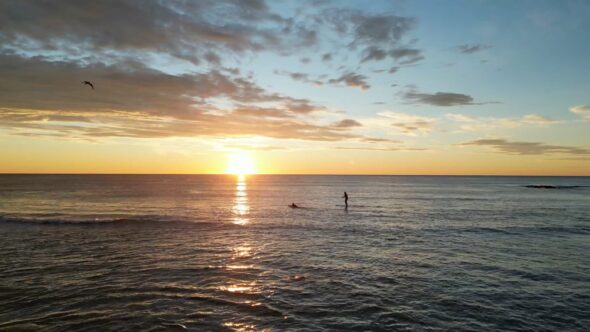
[232,175,250,225]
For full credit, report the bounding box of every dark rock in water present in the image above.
[525,185,580,189]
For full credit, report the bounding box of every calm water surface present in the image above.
[0,175,589,331]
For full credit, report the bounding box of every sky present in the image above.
[0,0,589,175]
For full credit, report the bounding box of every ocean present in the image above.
[0,175,589,331]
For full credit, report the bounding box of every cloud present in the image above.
[0,53,393,143]
[0,1,316,65]
[319,9,423,65]
[455,44,492,54]
[331,119,362,128]
[0,2,426,146]
[2,104,378,141]
[204,52,222,65]
[520,114,560,126]
[274,70,324,86]
[361,47,388,62]
[403,90,491,106]
[446,113,475,123]
[447,113,560,131]
[378,112,435,135]
[230,106,293,118]
[350,14,415,46]
[461,139,589,155]
[0,110,92,124]
[360,46,423,65]
[328,72,370,90]
[277,70,371,90]
[334,146,425,152]
[570,105,590,120]
[0,53,319,118]
[361,137,399,143]
[0,1,424,71]
[389,48,424,65]
[0,107,376,142]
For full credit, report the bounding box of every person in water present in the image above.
[290,202,299,208]
[343,192,348,208]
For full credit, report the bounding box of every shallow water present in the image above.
[1,175,589,331]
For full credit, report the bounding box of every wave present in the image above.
[0,214,224,226]
[426,224,590,236]
[0,215,125,225]
[525,185,589,189]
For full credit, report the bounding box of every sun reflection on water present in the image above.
[232,175,249,225]
[226,264,254,270]
[232,245,252,259]
[222,321,267,332]
[218,282,257,294]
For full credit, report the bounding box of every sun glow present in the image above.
[226,152,256,175]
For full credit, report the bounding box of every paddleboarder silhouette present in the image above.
[343,192,348,209]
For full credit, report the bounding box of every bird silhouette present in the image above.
[82,81,94,89]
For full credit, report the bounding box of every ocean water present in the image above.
[0,175,589,331]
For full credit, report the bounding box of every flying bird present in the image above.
[82,81,94,89]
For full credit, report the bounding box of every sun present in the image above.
[225,152,257,175]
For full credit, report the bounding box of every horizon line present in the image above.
[0,173,589,177]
